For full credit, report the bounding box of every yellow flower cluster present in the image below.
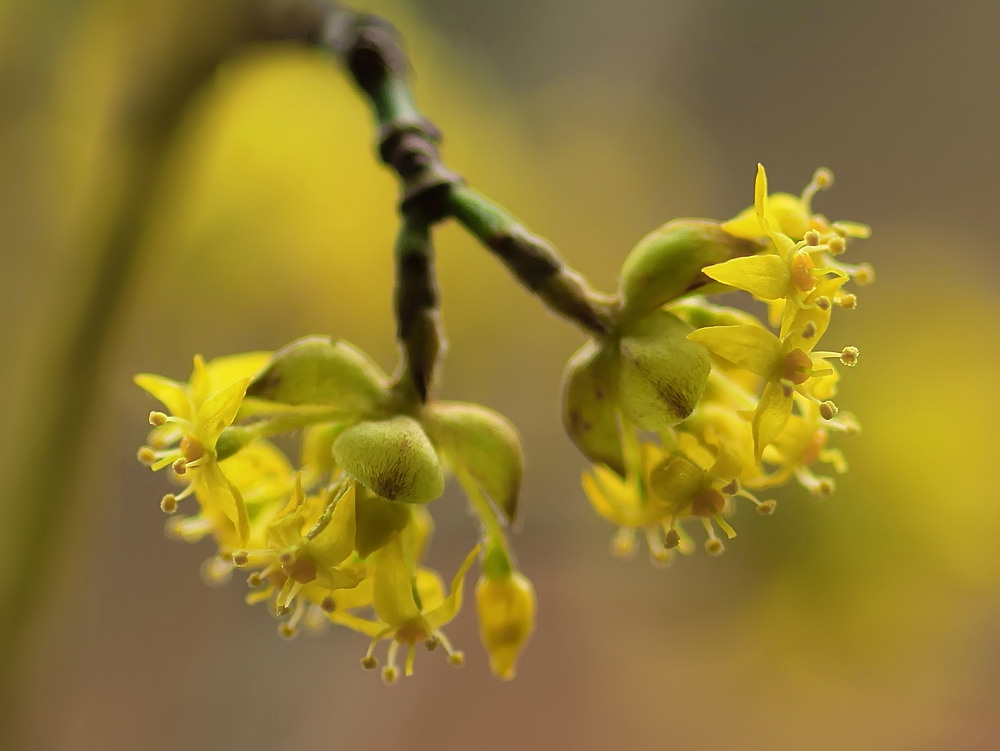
[136,339,535,682]
[570,165,870,564]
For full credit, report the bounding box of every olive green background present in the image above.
[1,0,998,748]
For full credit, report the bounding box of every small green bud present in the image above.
[618,220,765,322]
[617,311,710,431]
[424,402,524,522]
[560,341,625,476]
[246,336,387,411]
[475,571,536,681]
[333,415,444,504]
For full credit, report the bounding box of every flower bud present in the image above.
[475,571,536,681]
[618,220,765,322]
[561,341,625,476]
[617,311,710,431]
[334,415,444,504]
[424,401,523,522]
[246,336,388,412]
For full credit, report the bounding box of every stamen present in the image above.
[136,446,157,465]
[278,599,305,640]
[815,296,831,311]
[664,526,681,550]
[610,527,637,559]
[160,494,178,514]
[232,550,250,567]
[245,584,275,606]
[804,229,821,246]
[701,518,725,556]
[800,321,818,340]
[361,643,379,670]
[164,514,212,542]
[436,631,464,667]
[148,411,168,427]
[200,556,234,587]
[171,458,188,476]
[644,527,672,568]
[802,167,834,212]
[320,595,336,613]
[756,499,777,515]
[827,236,846,255]
[405,643,418,677]
[819,401,839,420]
[382,641,401,684]
[838,293,857,310]
[795,466,835,498]
[425,636,440,652]
[246,572,265,588]
[303,604,330,635]
[840,346,859,366]
[853,263,875,285]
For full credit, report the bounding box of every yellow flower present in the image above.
[330,533,480,683]
[688,278,857,459]
[704,164,871,331]
[238,477,367,637]
[136,353,271,543]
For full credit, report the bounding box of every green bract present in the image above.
[424,402,524,522]
[333,415,445,504]
[618,219,764,323]
[560,340,625,476]
[616,311,710,431]
[246,336,388,411]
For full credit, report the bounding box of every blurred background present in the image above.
[2,0,998,748]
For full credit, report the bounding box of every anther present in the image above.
[381,666,399,684]
[839,293,858,310]
[722,479,740,495]
[278,622,297,640]
[320,596,336,613]
[246,572,265,588]
[854,263,875,286]
[815,296,831,311]
[171,458,187,476]
[804,229,821,246]
[813,167,834,190]
[820,401,839,420]
[705,538,725,556]
[756,500,777,516]
[610,528,637,558]
[160,494,178,514]
[814,478,835,498]
[781,381,795,399]
[448,652,465,668]
[827,236,846,255]
[801,321,818,339]
[232,550,250,567]
[840,346,859,366]
[664,529,681,549]
[424,637,440,652]
[136,446,157,465]
[148,411,168,427]
[200,556,233,587]
[361,655,378,670]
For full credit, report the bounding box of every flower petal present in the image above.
[702,254,791,300]
[134,374,191,419]
[196,377,250,445]
[753,381,793,460]
[371,534,421,627]
[688,324,782,378]
[426,544,480,628]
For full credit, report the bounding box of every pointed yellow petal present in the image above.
[371,535,421,627]
[205,352,272,394]
[755,164,797,259]
[329,611,389,639]
[189,355,209,405]
[308,483,357,569]
[133,374,191,419]
[688,324,782,378]
[195,377,250,444]
[720,205,765,238]
[582,466,637,526]
[753,381,793,460]
[702,255,791,300]
[427,544,480,628]
[202,461,250,544]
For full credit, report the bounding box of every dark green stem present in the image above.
[393,215,443,401]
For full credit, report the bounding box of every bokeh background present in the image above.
[2,0,999,748]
